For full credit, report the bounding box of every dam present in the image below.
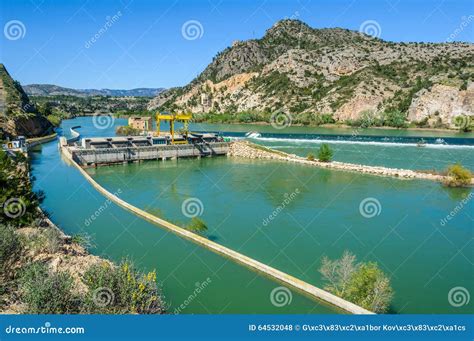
[61,128,230,167]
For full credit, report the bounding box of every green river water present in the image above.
[30,117,473,314]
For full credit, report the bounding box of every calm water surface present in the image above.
[31,117,473,314]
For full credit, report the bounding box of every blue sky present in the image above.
[1,0,473,89]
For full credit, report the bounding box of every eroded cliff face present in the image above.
[148,19,474,128]
[408,83,474,128]
[0,64,53,138]
[1,115,53,138]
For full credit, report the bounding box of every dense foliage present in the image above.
[319,251,393,313]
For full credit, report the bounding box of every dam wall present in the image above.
[70,142,230,167]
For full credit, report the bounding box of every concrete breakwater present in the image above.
[59,141,373,315]
[228,141,472,183]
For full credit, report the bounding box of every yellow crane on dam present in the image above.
[155,112,192,144]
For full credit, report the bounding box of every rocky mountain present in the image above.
[0,64,53,138]
[24,84,165,97]
[149,19,474,129]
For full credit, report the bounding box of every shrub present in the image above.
[317,143,333,162]
[319,250,357,297]
[444,163,472,187]
[43,227,62,253]
[307,153,315,161]
[20,227,62,256]
[46,114,61,127]
[186,217,208,234]
[349,110,381,128]
[115,125,142,136]
[453,114,472,132]
[345,262,393,313]
[0,224,21,281]
[382,110,407,128]
[0,150,43,227]
[71,233,94,250]
[19,262,80,314]
[82,260,164,314]
[320,251,393,313]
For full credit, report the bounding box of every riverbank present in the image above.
[228,141,474,185]
[0,148,165,314]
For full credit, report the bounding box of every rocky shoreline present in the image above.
[228,141,472,184]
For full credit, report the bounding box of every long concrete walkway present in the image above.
[59,140,373,315]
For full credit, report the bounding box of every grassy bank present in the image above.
[0,150,165,314]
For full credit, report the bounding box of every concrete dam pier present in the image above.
[61,131,230,168]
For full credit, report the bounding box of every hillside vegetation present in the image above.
[0,64,53,139]
[0,150,164,314]
[149,19,474,129]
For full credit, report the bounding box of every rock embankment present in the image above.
[228,141,466,183]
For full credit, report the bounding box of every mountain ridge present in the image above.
[149,19,474,129]
[24,84,165,97]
